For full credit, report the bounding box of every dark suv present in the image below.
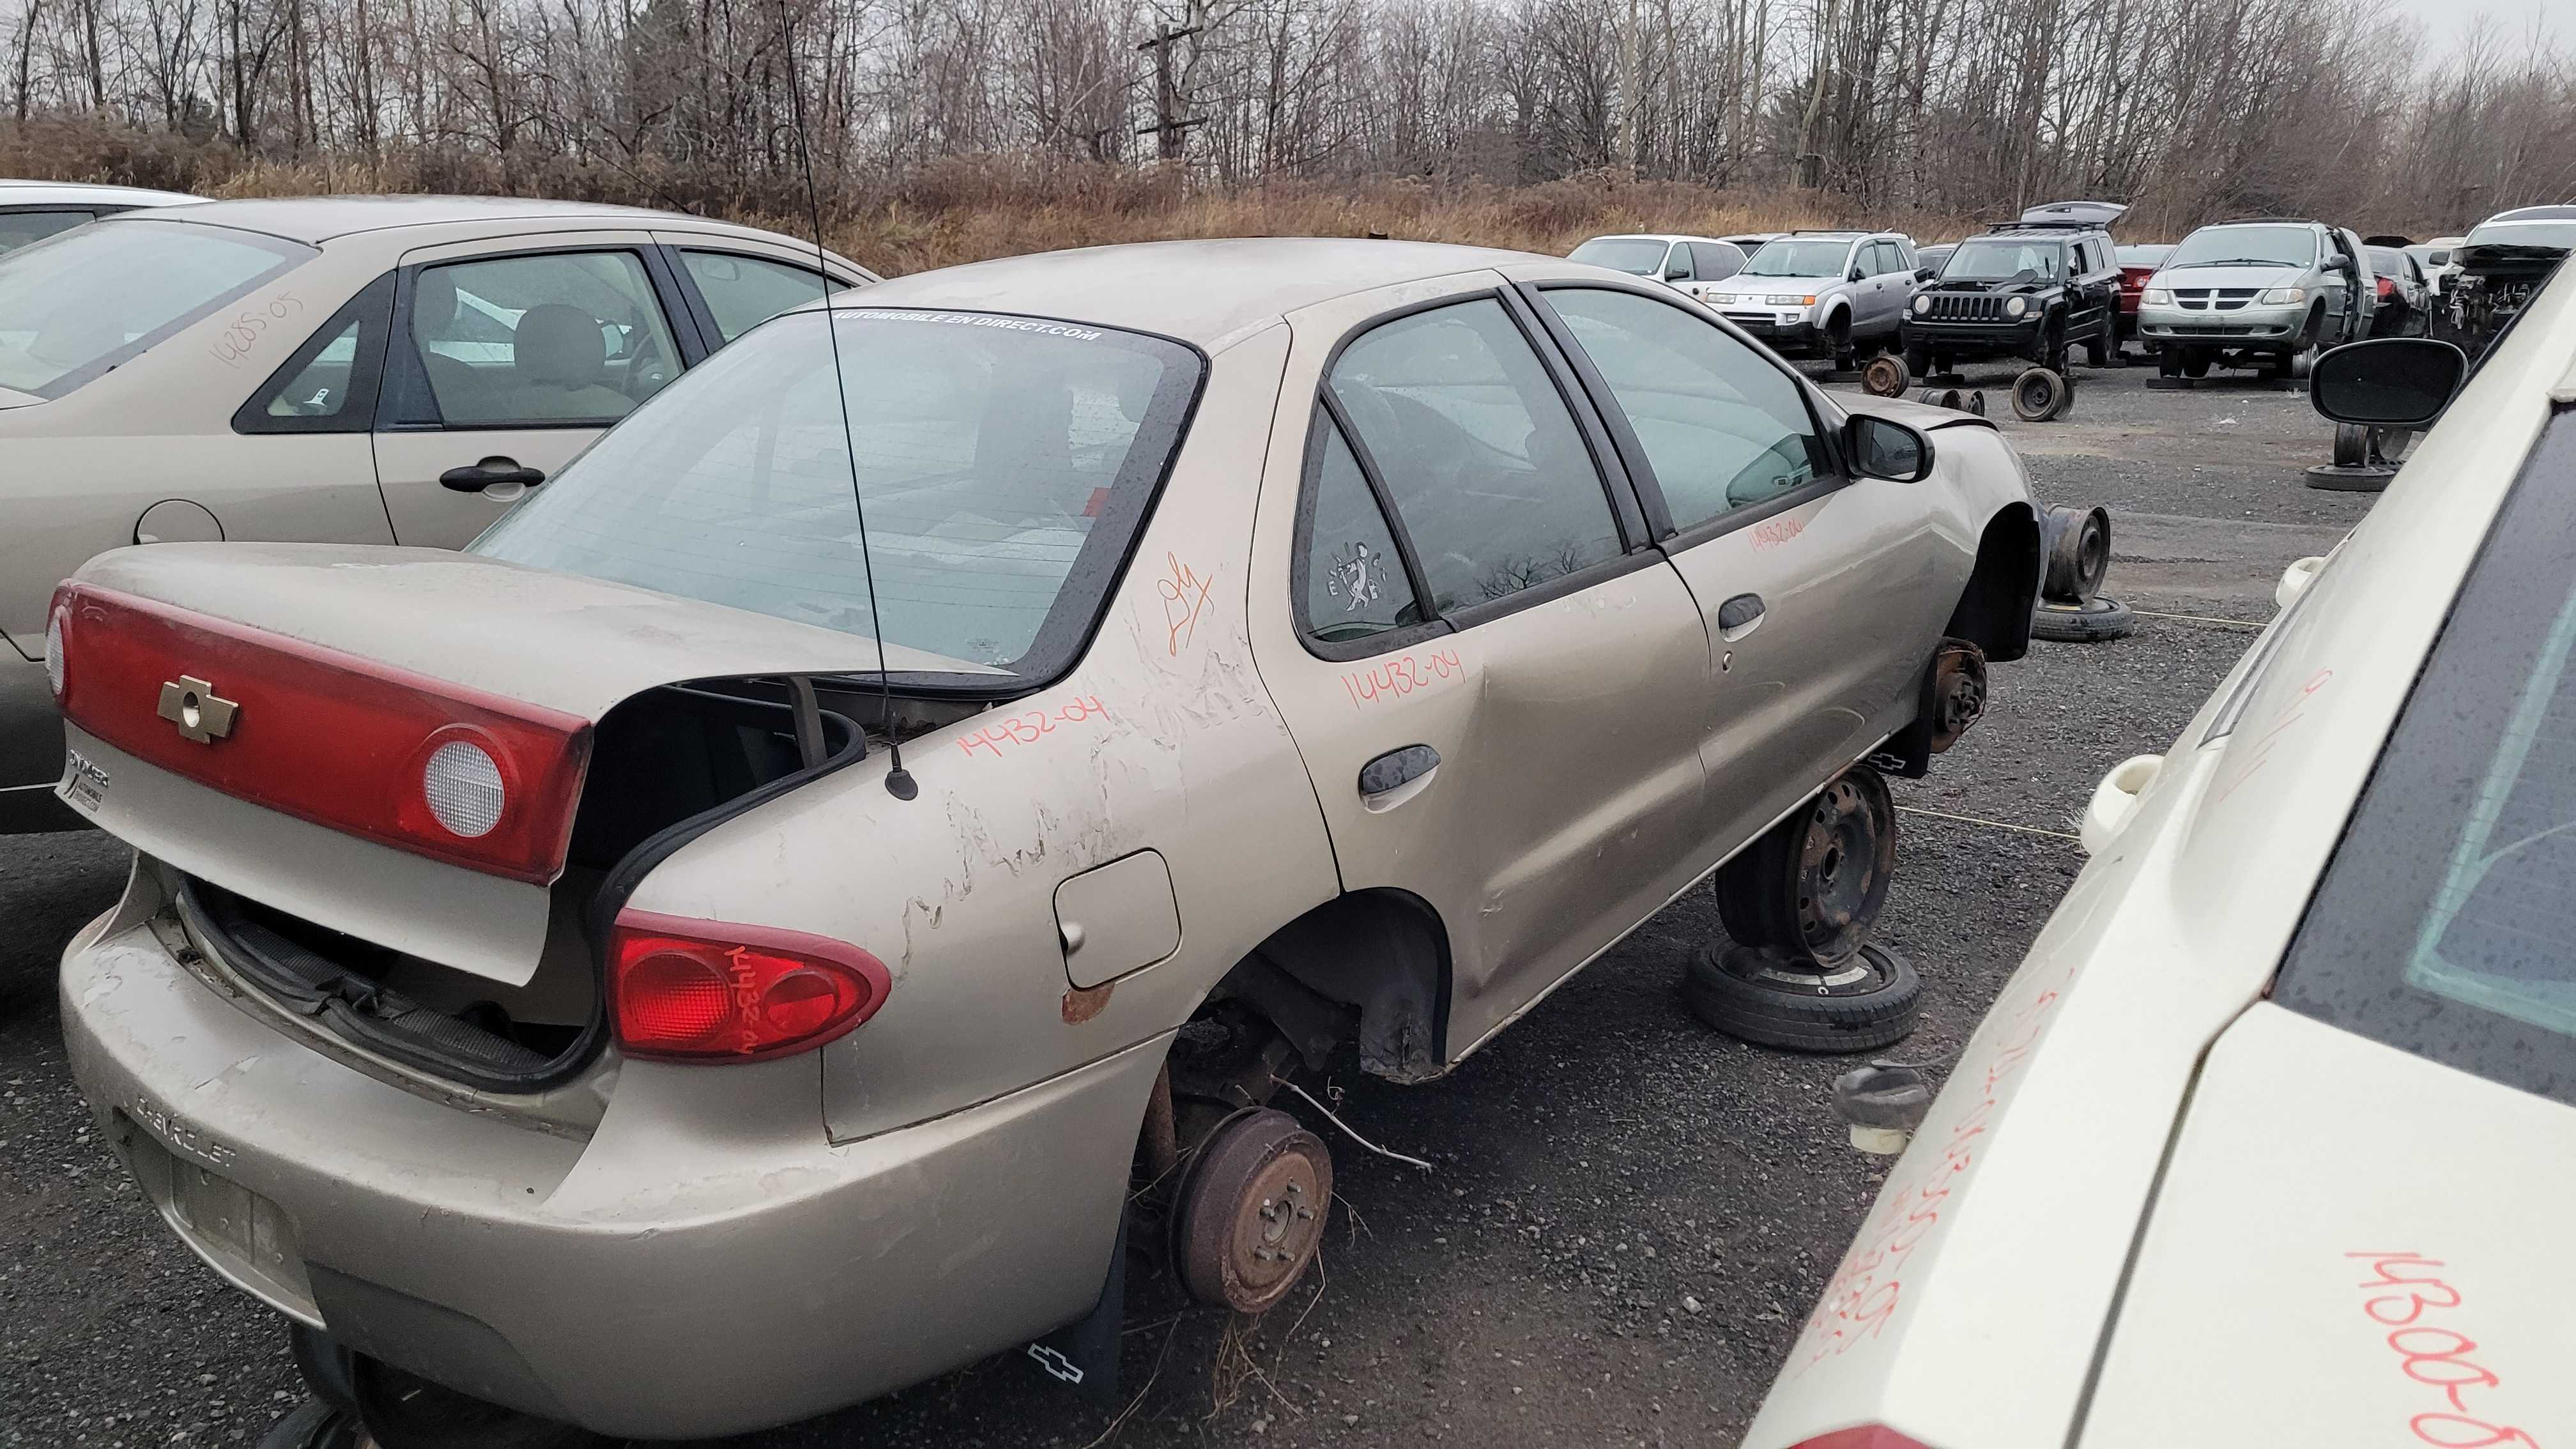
[1902,213,2122,376]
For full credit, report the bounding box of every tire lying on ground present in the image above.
[256,1402,369,1449]
[1682,942,1922,1053]
[2030,594,2138,643]
[2011,366,2070,421]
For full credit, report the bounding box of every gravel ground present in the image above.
[0,360,2372,1448]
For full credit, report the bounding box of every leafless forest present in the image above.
[4,0,2573,268]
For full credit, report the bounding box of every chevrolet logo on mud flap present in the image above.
[1025,1344,1084,1384]
[157,675,238,744]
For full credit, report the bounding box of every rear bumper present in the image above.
[61,894,1162,1438]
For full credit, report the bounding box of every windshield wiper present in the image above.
[2186,257,2301,267]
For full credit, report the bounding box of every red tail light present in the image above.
[1785,1429,1936,1449]
[50,583,590,883]
[2376,277,2396,298]
[609,909,892,1062]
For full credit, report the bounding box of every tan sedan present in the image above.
[0,195,875,829]
[53,240,2039,1442]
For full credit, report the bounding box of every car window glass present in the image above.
[1661,245,1691,279]
[1876,242,1905,275]
[1302,416,1422,642]
[410,250,680,427]
[2167,225,2320,269]
[1689,243,1742,280]
[1327,298,1621,615]
[263,317,361,418]
[1543,287,1823,530]
[680,250,831,342]
[1568,238,1674,277]
[0,218,310,397]
[477,309,1196,675]
[0,209,90,256]
[1742,239,1859,278]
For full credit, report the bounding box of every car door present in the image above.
[369,234,699,547]
[1522,277,1965,859]
[1866,241,1910,335]
[1251,280,1715,1057]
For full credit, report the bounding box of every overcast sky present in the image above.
[2388,0,2565,47]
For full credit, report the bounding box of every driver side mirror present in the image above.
[1915,266,1936,281]
[1846,414,1934,482]
[2310,337,2467,428]
[1664,263,1691,281]
[1848,264,1866,282]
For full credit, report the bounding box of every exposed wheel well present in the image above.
[1200,889,1452,1086]
[1946,503,2041,663]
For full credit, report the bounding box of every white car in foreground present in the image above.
[1745,264,2576,1448]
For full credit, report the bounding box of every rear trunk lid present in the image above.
[57,541,993,987]
[2076,1004,2570,1448]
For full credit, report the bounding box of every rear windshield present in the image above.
[1942,238,2062,281]
[472,306,1203,682]
[1568,238,1671,276]
[2273,417,2576,1107]
[2166,226,2318,270]
[2115,245,2172,266]
[0,218,312,397]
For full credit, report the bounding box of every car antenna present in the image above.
[779,0,916,802]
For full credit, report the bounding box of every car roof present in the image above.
[835,238,1561,348]
[2490,204,2576,223]
[1577,233,1741,247]
[103,194,720,243]
[1979,225,2094,239]
[0,178,203,207]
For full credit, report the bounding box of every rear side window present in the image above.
[1326,298,1622,615]
[2273,418,2576,1106]
[0,218,311,397]
[1689,242,1743,280]
[1540,286,1822,530]
[680,250,830,342]
[1297,415,1422,643]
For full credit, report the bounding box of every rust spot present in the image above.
[1062,981,1114,1024]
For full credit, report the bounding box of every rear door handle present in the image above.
[1358,744,1440,800]
[1717,592,1766,640]
[440,457,546,492]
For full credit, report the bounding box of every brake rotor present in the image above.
[1177,1108,1332,1314]
[1926,640,1989,753]
[1792,769,1898,965]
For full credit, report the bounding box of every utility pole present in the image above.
[1135,21,1207,162]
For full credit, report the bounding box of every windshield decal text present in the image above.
[843,309,1105,342]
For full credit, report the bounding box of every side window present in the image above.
[408,250,680,427]
[1327,297,1623,616]
[1690,243,1742,281]
[681,250,831,342]
[0,209,92,256]
[1658,243,1689,280]
[1877,242,1907,275]
[236,272,392,435]
[1299,413,1422,643]
[1542,287,1825,531]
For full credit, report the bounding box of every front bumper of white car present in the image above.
[2135,301,2307,349]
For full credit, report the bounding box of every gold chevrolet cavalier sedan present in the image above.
[51,238,2041,1443]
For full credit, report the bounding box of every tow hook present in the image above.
[1832,1060,1937,1154]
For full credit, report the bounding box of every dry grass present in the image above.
[2,119,1986,275]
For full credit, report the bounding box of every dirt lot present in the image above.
[0,359,2375,1448]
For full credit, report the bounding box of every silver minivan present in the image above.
[2136,218,2376,379]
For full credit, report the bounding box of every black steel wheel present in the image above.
[1177,1108,1331,1314]
[1715,765,1897,969]
[2030,594,2138,643]
[1682,942,1922,1053]
[2039,503,2112,602]
[2332,422,2371,468]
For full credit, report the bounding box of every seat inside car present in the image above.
[510,302,633,420]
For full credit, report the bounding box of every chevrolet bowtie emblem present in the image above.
[157,675,239,744]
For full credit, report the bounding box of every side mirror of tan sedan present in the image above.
[1848,413,1936,482]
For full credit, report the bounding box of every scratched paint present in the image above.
[1784,951,2081,1374]
[1339,647,1464,709]
[2344,1252,2543,1448]
[2209,666,2335,808]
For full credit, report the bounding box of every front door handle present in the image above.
[1717,592,1766,640]
[1358,744,1439,799]
[440,457,546,493]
